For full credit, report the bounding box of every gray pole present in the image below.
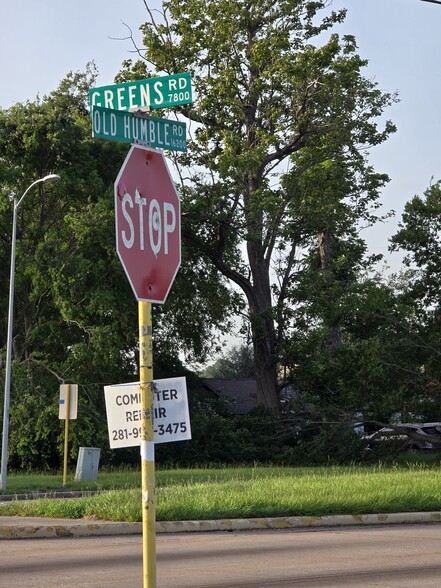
[0,199,18,491]
[0,175,60,491]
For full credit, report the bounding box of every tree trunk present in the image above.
[318,229,342,351]
[252,332,280,414]
[247,239,280,414]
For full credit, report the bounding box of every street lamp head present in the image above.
[42,174,61,184]
[15,173,61,209]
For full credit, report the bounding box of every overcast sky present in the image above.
[1,0,440,272]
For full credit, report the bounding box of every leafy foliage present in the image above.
[0,66,238,470]
[6,2,441,470]
[203,344,255,379]
[390,180,441,306]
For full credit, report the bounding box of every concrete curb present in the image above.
[1,511,441,540]
[0,491,100,502]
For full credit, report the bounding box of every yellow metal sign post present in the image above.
[139,301,156,588]
[62,383,70,487]
[59,383,77,486]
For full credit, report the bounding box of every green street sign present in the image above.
[91,106,187,152]
[89,72,192,113]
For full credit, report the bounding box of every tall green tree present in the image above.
[286,178,441,430]
[390,180,441,307]
[388,180,441,419]
[118,0,396,411]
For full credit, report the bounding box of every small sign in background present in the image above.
[58,384,78,420]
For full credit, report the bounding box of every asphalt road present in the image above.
[2,525,441,587]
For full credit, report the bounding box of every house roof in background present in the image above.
[201,378,257,414]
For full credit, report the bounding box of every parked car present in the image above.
[364,422,441,451]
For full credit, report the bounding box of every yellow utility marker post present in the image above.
[139,301,156,587]
[62,383,70,487]
[59,383,77,487]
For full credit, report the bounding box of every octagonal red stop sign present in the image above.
[114,145,181,303]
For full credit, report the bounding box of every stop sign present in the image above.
[114,145,181,303]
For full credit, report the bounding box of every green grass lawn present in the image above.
[1,463,441,522]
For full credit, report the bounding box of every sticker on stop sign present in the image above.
[114,145,181,303]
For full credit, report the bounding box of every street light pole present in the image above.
[0,174,61,491]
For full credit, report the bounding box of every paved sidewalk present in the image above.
[1,511,441,540]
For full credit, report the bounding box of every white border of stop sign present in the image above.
[114,145,181,303]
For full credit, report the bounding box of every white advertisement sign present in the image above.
[104,377,191,448]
